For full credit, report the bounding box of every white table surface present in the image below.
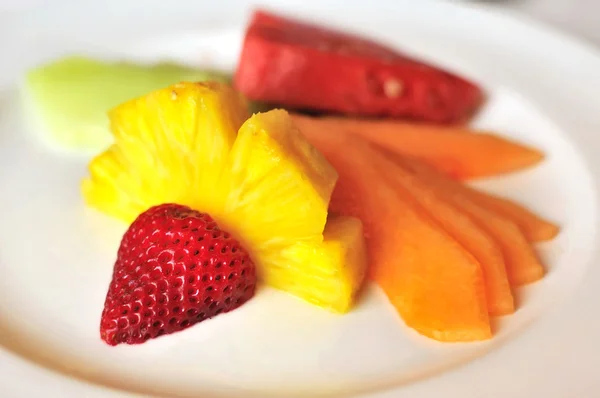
[0,0,599,47]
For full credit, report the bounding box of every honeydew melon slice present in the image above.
[23,56,231,153]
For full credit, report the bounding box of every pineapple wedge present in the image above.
[82,81,249,222]
[82,82,367,312]
[275,216,368,313]
[218,110,337,253]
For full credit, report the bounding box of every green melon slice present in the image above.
[24,56,231,153]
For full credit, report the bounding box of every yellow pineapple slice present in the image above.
[82,81,249,222]
[217,109,337,253]
[273,216,368,313]
[82,82,366,312]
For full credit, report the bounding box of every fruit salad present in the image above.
[84,82,368,345]
[25,8,560,345]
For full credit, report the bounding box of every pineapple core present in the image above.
[82,81,367,313]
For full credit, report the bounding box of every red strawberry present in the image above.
[100,203,257,346]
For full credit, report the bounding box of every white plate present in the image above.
[1,0,600,397]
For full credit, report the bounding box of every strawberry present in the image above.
[99,203,257,345]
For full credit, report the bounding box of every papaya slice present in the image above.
[301,124,491,342]
[290,113,545,179]
[403,159,559,242]
[400,157,545,285]
[461,188,559,242]
[373,155,514,315]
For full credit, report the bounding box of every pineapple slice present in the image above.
[82,82,366,312]
[82,81,249,221]
[273,216,368,313]
[218,110,337,252]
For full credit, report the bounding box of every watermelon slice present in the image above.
[234,10,484,123]
[23,56,231,153]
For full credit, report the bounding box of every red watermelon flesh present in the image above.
[234,10,484,124]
